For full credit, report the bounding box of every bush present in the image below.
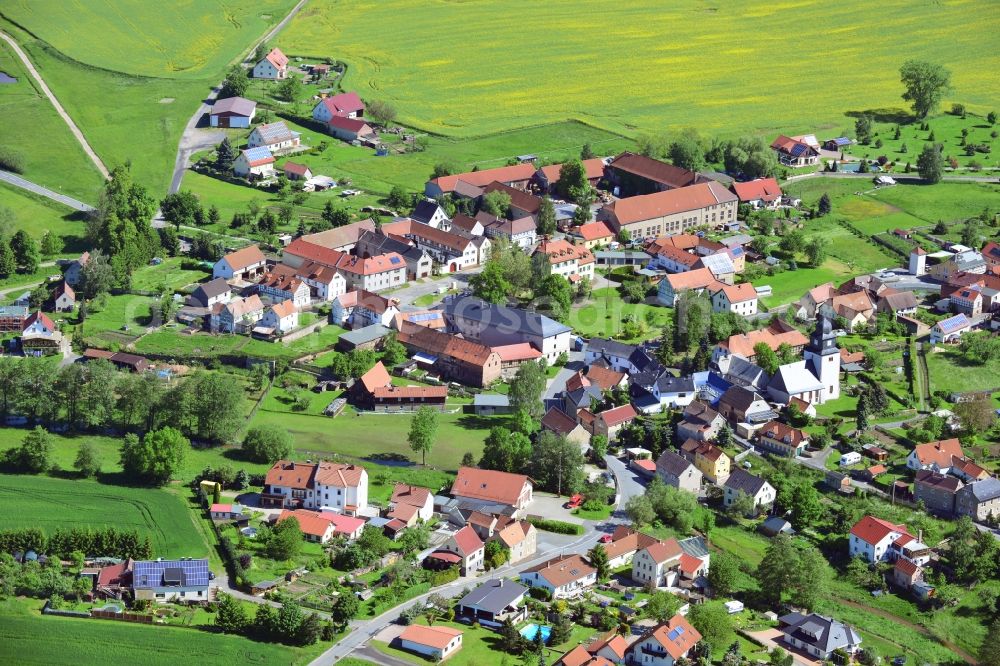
[0,149,25,173]
[528,518,583,535]
[527,586,552,601]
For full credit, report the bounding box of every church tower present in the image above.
[803,312,840,403]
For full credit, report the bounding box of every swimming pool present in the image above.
[520,623,551,643]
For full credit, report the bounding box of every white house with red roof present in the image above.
[317,511,366,540]
[625,614,702,666]
[252,47,288,79]
[397,624,463,661]
[22,311,55,337]
[327,115,375,142]
[213,245,267,281]
[450,466,533,514]
[209,503,244,520]
[849,515,931,565]
[906,438,965,473]
[278,509,336,543]
[234,147,276,179]
[710,282,758,316]
[438,525,485,575]
[631,538,682,587]
[389,483,434,522]
[258,299,299,335]
[262,460,368,515]
[533,238,595,282]
[731,178,783,209]
[520,554,596,599]
[311,92,366,122]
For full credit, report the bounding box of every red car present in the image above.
[564,494,584,509]
[599,534,613,543]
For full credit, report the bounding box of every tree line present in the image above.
[0,526,152,560]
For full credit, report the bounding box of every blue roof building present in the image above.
[133,558,211,602]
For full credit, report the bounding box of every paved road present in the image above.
[389,269,481,309]
[544,352,584,401]
[785,171,999,184]
[167,0,309,194]
[604,453,648,527]
[0,31,109,179]
[0,170,95,212]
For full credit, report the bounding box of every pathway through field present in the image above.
[0,31,109,179]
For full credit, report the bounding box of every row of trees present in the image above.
[216,593,328,646]
[0,526,152,560]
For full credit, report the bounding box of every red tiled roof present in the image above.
[328,115,373,134]
[319,91,365,116]
[451,466,530,506]
[451,525,484,556]
[850,515,911,546]
[665,267,719,291]
[265,461,316,490]
[731,178,782,203]
[264,48,288,69]
[317,511,366,535]
[535,238,595,266]
[429,163,537,193]
[283,162,310,177]
[678,553,703,575]
[643,538,682,564]
[539,157,607,184]
[644,615,701,659]
[585,364,626,391]
[606,181,737,226]
[278,509,333,539]
[391,483,432,508]
[284,239,346,268]
[607,153,705,189]
[599,404,637,427]
[574,221,615,241]
[399,624,462,650]
[492,342,542,362]
[759,421,808,446]
[715,282,757,304]
[541,406,581,436]
[894,558,920,577]
[482,181,543,215]
[314,462,365,488]
[912,438,964,468]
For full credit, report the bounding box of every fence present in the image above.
[280,321,327,345]
[91,609,154,624]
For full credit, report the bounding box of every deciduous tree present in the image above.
[408,406,438,465]
[243,425,294,463]
[900,60,952,119]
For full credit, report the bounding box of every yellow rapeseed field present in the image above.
[281,0,1000,137]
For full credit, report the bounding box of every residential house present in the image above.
[731,178,782,209]
[262,460,368,514]
[210,295,265,333]
[255,265,311,307]
[351,361,448,412]
[584,337,640,373]
[711,282,758,316]
[778,613,862,660]
[655,450,703,493]
[584,363,628,392]
[604,152,708,196]
[424,163,537,199]
[397,323,503,388]
[893,558,925,592]
[311,91,365,122]
[411,200,451,229]
[723,469,775,512]
[600,526,662,568]
[258,299,298,335]
[63,251,89,286]
[877,289,919,316]
[389,484,434,522]
[247,121,300,154]
[132,558,211,603]
[335,252,408,292]
[494,520,537,563]
[913,469,963,515]
[456,578,529,625]
[282,162,312,181]
[714,356,770,393]
[52,282,75,312]
[956,478,1000,521]
[569,220,616,249]
[624,615,701,666]
[478,214,537,249]
[677,402,725,442]
[519,554,596,599]
[355,229,433,280]
[906,438,965,473]
[756,421,809,457]
[331,290,399,329]
[927,249,987,280]
[830,291,876,331]
[443,297,572,363]
[450,212,486,236]
[439,525,485,575]
[557,634,629,666]
[252,47,288,79]
[696,253,737,284]
[930,313,971,344]
[533,238,596,282]
[327,115,375,142]
[950,285,985,316]
[20,311,63,355]
[209,503,244,520]
[317,511,366,540]
[451,466,533,515]
[213,245,267,281]
[190,278,232,308]
[657,268,719,307]
[771,135,820,167]
[680,439,731,483]
[233,147,275,179]
[277,509,335,544]
[599,181,738,240]
[381,218,489,272]
[848,515,931,566]
[493,342,544,379]
[209,96,256,128]
[397,625,463,661]
[713,319,808,364]
[534,157,607,194]
[299,219,377,253]
[584,403,638,441]
[631,538,682,587]
[541,406,591,450]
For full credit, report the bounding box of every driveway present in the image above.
[528,493,584,524]
[389,270,480,309]
[605,453,647,527]
[544,353,584,400]
[747,629,821,666]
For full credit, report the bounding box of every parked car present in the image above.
[564,494,583,509]
[599,534,613,543]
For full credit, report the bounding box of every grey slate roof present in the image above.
[656,450,694,477]
[587,337,636,360]
[473,394,510,408]
[458,578,527,615]
[779,613,862,655]
[721,356,769,390]
[192,277,231,305]
[961,477,1000,502]
[338,324,392,346]
[678,535,709,559]
[359,230,427,262]
[411,200,446,224]
[444,297,571,338]
[724,468,769,496]
[760,516,795,536]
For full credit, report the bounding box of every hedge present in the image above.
[528,518,584,535]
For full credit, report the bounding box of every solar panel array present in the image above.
[133,559,210,589]
[668,626,685,641]
[408,312,440,323]
[243,146,273,162]
[389,256,401,264]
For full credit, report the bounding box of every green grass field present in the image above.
[0,473,207,557]
[0,183,88,254]
[0,42,104,202]
[570,287,670,341]
[925,347,1000,395]
[280,0,1000,138]
[0,598,306,666]
[843,112,1000,170]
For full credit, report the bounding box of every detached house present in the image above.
[327,116,375,143]
[132,559,211,603]
[906,438,965,473]
[631,538,682,587]
[494,519,537,564]
[757,421,809,457]
[655,450,702,493]
[211,295,265,333]
[262,460,368,514]
[625,615,701,666]
[779,613,861,661]
[731,178,782,209]
[252,47,288,79]
[436,525,484,575]
[457,579,529,626]
[849,515,931,566]
[234,147,275,179]
[520,554,596,599]
[451,466,533,515]
[723,469,775,512]
[311,91,365,122]
[258,299,298,335]
[710,282,758,316]
[247,121,300,155]
[277,509,335,544]
[190,278,232,308]
[771,135,819,167]
[214,245,267,281]
[533,238,595,282]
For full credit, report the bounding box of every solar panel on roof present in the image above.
[409,312,439,322]
[389,256,401,264]
[668,626,685,640]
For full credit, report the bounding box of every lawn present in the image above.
[571,288,670,341]
[842,112,1000,170]
[130,323,345,361]
[0,598,309,666]
[924,347,1000,395]
[0,183,89,255]
[250,407,506,471]
[280,0,998,138]
[0,473,208,558]
[0,41,104,202]
[131,257,211,293]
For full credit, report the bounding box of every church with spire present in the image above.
[767,313,841,406]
